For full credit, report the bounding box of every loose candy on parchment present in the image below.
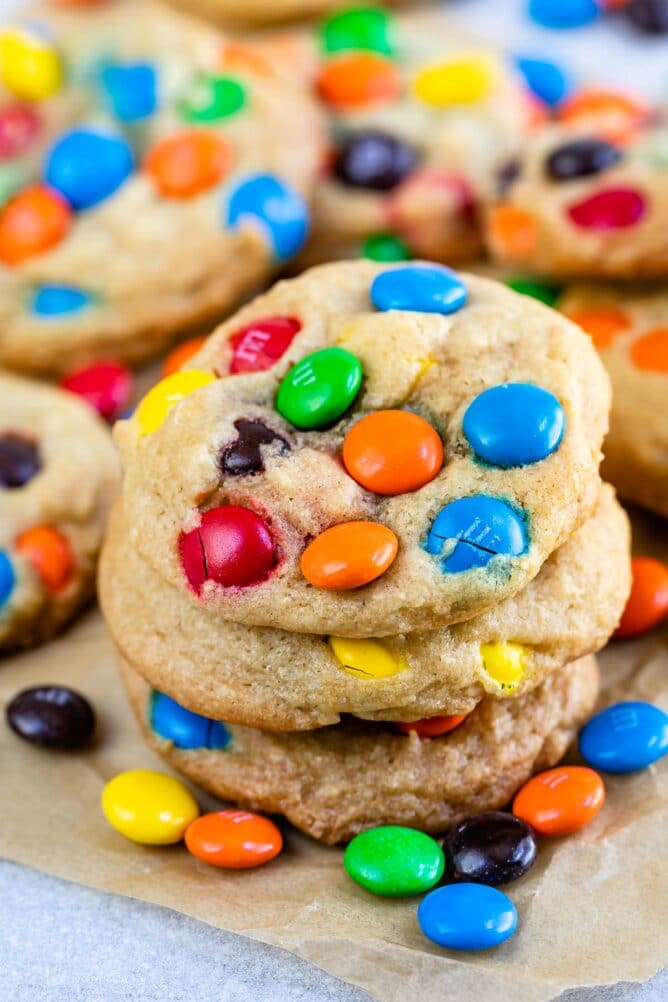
[101,769,199,845]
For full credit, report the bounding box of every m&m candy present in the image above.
[418,883,518,951]
[393,713,468,737]
[343,409,443,495]
[180,74,247,123]
[425,495,527,573]
[412,55,496,107]
[151,691,230,750]
[0,551,16,608]
[513,56,571,107]
[344,826,445,897]
[444,812,537,886]
[615,556,668,637]
[301,521,398,590]
[179,505,276,592]
[316,53,401,110]
[513,765,605,836]
[145,130,232,199]
[528,0,599,29]
[15,525,75,593]
[361,232,411,262]
[101,769,199,845]
[546,139,622,181]
[505,277,561,307]
[60,360,132,421]
[226,173,309,261]
[565,305,631,350]
[567,188,646,229]
[370,264,467,314]
[136,370,215,435]
[0,184,71,265]
[629,328,668,373]
[0,433,41,488]
[186,810,282,869]
[161,336,207,377]
[101,62,158,123]
[6,685,95,750]
[276,346,362,430]
[0,27,63,101]
[480,642,529,691]
[579,701,668,774]
[228,316,301,375]
[320,5,396,56]
[334,131,417,191]
[45,127,135,211]
[329,636,406,679]
[32,284,93,318]
[0,102,40,160]
[463,383,565,468]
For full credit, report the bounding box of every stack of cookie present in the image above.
[100,260,631,843]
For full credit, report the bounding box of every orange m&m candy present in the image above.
[0,184,71,265]
[629,328,668,374]
[394,713,469,738]
[566,306,631,350]
[15,525,76,593]
[488,204,537,257]
[513,766,605,836]
[615,556,668,638]
[185,809,282,869]
[343,410,443,496]
[316,53,401,110]
[145,130,232,199]
[161,336,208,378]
[557,88,650,143]
[301,520,398,590]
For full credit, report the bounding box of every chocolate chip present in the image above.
[7,685,96,749]
[220,419,289,476]
[545,139,622,181]
[496,159,520,196]
[334,131,418,191]
[625,0,668,33]
[0,433,41,488]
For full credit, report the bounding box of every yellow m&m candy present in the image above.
[329,636,406,679]
[480,642,528,692]
[101,769,199,845]
[136,370,215,435]
[0,27,63,101]
[413,55,495,107]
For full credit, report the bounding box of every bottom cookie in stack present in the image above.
[119,651,599,844]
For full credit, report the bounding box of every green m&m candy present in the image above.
[344,825,445,897]
[180,74,247,122]
[506,277,562,308]
[362,232,411,263]
[321,5,396,57]
[276,346,362,430]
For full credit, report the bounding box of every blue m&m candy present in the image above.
[45,127,134,211]
[370,264,467,315]
[528,0,599,29]
[579,702,668,774]
[0,551,15,608]
[463,383,565,468]
[31,284,92,317]
[418,883,518,951]
[425,495,528,573]
[226,173,309,261]
[101,62,158,123]
[150,691,231,751]
[514,56,572,107]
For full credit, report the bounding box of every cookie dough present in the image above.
[100,485,629,728]
[115,261,610,637]
[0,0,322,375]
[120,651,599,843]
[557,283,668,516]
[0,373,119,652]
[295,7,533,266]
[485,98,668,278]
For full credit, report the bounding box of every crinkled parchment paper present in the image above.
[0,507,666,1002]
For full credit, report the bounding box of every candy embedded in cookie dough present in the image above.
[225,173,309,261]
[151,691,230,750]
[179,505,277,592]
[0,102,40,159]
[227,316,301,374]
[45,127,135,211]
[463,383,565,468]
[567,187,647,230]
[60,360,133,422]
[145,130,232,199]
[0,25,63,101]
[136,371,215,435]
[328,636,407,678]
[276,347,363,429]
[0,433,41,487]
[0,551,16,608]
[0,184,71,264]
[100,61,158,123]
[333,131,417,191]
[31,284,94,318]
[545,139,622,181]
[425,496,528,573]
[301,521,398,589]
[393,713,468,737]
[370,263,468,314]
[179,73,247,123]
[15,525,76,593]
[480,641,529,692]
[342,409,443,495]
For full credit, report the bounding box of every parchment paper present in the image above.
[0,507,666,1002]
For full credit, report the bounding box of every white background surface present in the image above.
[1,1,667,999]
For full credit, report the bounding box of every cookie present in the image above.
[557,283,668,517]
[166,0,403,26]
[0,373,119,652]
[100,485,629,729]
[120,651,599,843]
[485,91,668,278]
[0,0,321,376]
[294,7,533,266]
[114,261,609,637]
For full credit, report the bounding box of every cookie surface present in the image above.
[485,100,668,278]
[100,486,628,728]
[121,652,599,843]
[557,283,668,516]
[116,261,609,636]
[166,0,402,25]
[296,7,532,266]
[0,374,119,652]
[0,0,321,375]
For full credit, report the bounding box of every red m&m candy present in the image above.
[185,809,283,869]
[567,187,646,229]
[0,103,40,160]
[228,316,301,374]
[394,713,469,738]
[0,184,71,264]
[343,409,443,495]
[179,505,276,592]
[615,556,668,637]
[60,359,133,421]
